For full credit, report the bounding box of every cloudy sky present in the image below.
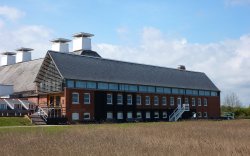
[0,0,250,105]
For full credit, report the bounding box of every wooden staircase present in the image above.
[30,112,47,125]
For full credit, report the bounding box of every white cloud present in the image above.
[0,5,25,21]
[225,0,250,6]
[95,27,250,105]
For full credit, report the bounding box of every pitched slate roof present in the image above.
[0,59,43,93]
[48,51,219,91]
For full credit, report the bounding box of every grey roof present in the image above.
[49,51,219,91]
[72,50,101,58]
[0,59,43,93]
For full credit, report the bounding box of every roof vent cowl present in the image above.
[178,65,186,71]
[51,38,71,53]
[16,47,33,63]
[0,52,16,66]
[72,32,94,52]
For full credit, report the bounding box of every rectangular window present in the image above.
[136,95,141,105]
[109,83,118,90]
[192,98,196,106]
[204,98,208,106]
[145,96,150,105]
[72,113,79,120]
[127,95,132,105]
[0,104,6,110]
[184,98,189,104]
[154,112,159,118]
[119,84,129,91]
[179,89,184,95]
[139,86,147,92]
[186,89,193,95]
[170,97,174,106]
[198,112,202,118]
[117,94,123,105]
[148,86,155,93]
[204,91,210,96]
[156,87,164,93]
[162,96,167,106]
[84,93,90,104]
[177,97,182,105]
[72,93,79,104]
[154,96,159,105]
[67,80,74,88]
[162,112,167,119]
[199,90,205,96]
[83,112,90,120]
[172,88,179,94]
[87,82,96,89]
[117,112,123,119]
[107,112,113,119]
[193,90,198,95]
[204,112,208,118]
[136,112,142,119]
[211,91,218,96]
[128,85,137,92]
[146,112,151,119]
[164,88,171,94]
[198,98,201,106]
[107,94,113,105]
[98,82,108,90]
[76,81,86,88]
[127,112,133,119]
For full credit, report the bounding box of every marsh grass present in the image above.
[0,120,249,156]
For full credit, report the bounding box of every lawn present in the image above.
[0,120,249,156]
[0,117,32,126]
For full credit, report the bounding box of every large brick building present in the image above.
[0,32,220,123]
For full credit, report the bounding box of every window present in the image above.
[107,112,113,119]
[198,98,201,106]
[127,112,133,119]
[154,112,159,118]
[119,84,129,91]
[177,97,182,106]
[204,112,208,118]
[84,93,90,104]
[72,113,79,120]
[148,86,155,93]
[109,83,118,90]
[83,113,90,120]
[117,112,123,119]
[127,95,132,105]
[76,81,86,88]
[199,90,205,96]
[72,93,79,104]
[0,104,6,110]
[98,82,108,90]
[87,82,96,89]
[211,91,218,96]
[128,85,137,92]
[179,89,184,94]
[164,88,171,94]
[136,112,142,119]
[198,112,202,118]
[170,97,174,106]
[162,112,167,119]
[204,98,208,106]
[136,95,141,105]
[156,87,164,93]
[205,91,210,96]
[172,88,179,94]
[146,112,151,119]
[145,96,150,105]
[162,96,167,106]
[154,96,159,105]
[67,80,74,88]
[184,98,189,104]
[186,89,193,95]
[117,94,123,105]
[192,98,196,106]
[107,94,113,105]
[139,86,147,92]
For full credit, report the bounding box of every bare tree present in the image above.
[223,92,241,111]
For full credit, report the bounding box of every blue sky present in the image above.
[0,0,250,105]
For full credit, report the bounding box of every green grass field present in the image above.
[0,117,32,126]
[0,120,249,156]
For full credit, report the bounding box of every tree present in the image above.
[223,92,241,112]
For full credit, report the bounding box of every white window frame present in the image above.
[145,96,150,105]
[84,93,90,104]
[107,112,113,119]
[154,112,159,119]
[72,112,79,120]
[127,94,132,105]
[136,112,142,119]
[154,96,159,106]
[127,111,133,119]
[204,112,208,118]
[72,92,79,104]
[136,95,141,105]
[146,111,151,119]
[177,97,182,105]
[162,112,167,119]
[83,112,90,120]
[117,94,123,105]
[117,112,123,119]
[192,98,196,106]
[198,98,201,106]
[204,98,208,106]
[170,97,174,106]
[162,96,167,106]
[107,93,113,105]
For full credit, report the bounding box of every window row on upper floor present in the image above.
[66,80,219,97]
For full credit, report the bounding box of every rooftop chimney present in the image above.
[178,65,186,71]
[51,38,71,53]
[0,52,16,66]
[16,47,33,63]
[72,32,94,52]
